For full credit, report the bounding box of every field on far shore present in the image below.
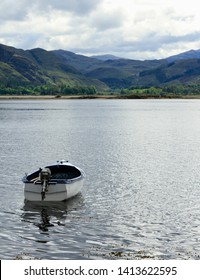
[1,94,200,100]
[0,95,117,100]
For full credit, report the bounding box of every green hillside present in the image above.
[1,43,200,95]
[0,44,108,92]
[135,59,200,86]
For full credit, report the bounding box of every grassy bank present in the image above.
[0,94,117,100]
[1,94,200,100]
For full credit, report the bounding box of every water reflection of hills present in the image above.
[21,194,84,232]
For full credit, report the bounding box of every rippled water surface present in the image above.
[1,99,200,260]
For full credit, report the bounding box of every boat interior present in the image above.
[26,165,82,181]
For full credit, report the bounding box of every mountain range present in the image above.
[1,43,200,91]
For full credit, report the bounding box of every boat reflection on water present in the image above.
[21,194,84,232]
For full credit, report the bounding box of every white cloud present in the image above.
[90,9,124,31]
[0,0,29,21]
[1,0,200,59]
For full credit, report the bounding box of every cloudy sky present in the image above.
[1,0,200,60]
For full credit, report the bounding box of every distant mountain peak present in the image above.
[166,49,200,62]
[90,54,121,61]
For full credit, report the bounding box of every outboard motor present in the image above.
[39,168,51,200]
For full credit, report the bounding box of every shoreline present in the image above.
[1,94,200,100]
[0,95,117,100]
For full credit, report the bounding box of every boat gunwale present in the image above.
[22,160,85,184]
[23,175,84,184]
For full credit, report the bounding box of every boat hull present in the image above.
[23,160,85,201]
[24,178,84,201]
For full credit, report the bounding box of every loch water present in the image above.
[1,99,200,260]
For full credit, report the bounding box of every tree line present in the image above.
[1,83,200,97]
[120,84,200,97]
[0,84,97,95]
